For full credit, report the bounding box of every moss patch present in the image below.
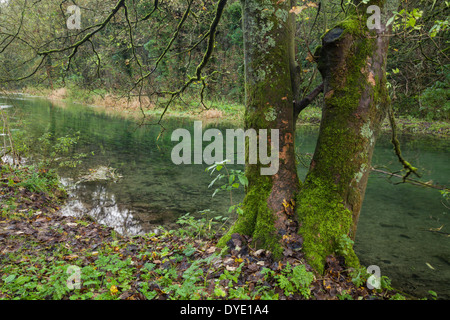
[297,174,360,274]
[217,171,284,259]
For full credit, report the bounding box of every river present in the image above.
[1,94,449,299]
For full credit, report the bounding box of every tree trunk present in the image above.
[217,0,301,258]
[219,0,399,273]
[297,0,399,272]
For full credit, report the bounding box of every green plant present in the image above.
[337,291,354,300]
[427,290,438,300]
[37,131,88,168]
[206,159,248,215]
[349,266,370,288]
[175,208,230,239]
[262,263,315,299]
[336,234,355,257]
[387,8,424,32]
[1,162,64,198]
[219,262,244,287]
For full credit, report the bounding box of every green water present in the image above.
[1,95,449,299]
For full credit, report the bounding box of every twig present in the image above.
[371,168,449,192]
[387,106,421,181]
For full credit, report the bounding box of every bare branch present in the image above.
[294,82,324,119]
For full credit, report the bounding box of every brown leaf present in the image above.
[290,5,306,15]
[206,246,217,254]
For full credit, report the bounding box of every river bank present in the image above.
[3,87,449,138]
[1,162,411,301]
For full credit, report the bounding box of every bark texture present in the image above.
[218,0,399,274]
[297,1,398,272]
[218,0,300,257]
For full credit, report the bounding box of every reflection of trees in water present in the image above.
[59,166,246,236]
[58,177,212,236]
[60,180,144,236]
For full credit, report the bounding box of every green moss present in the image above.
[296,14,387,273]
[297,175,360,273]
[217,170,284,258]
[336,16,364,36]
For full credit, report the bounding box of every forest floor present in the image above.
[0,163,413,301]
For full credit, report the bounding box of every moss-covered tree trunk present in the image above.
[218,0,301,257]
[219,0,399,273]
[297,0,399,272]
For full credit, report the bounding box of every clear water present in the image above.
[1,95,449,299]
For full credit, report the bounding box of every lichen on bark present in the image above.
[218,0,298,258]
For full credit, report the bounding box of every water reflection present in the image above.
[59,178,145,236]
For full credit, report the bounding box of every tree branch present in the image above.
[294,82,324,119]
[155,0,228,125]
[37,0,126,56]
[387,105,421,181]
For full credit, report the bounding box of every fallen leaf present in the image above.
[110,285,119,295]
[64,254,79,260]
[290,5,306,15]
[226,265,237,272]
[253,249,265,257]
[306,52,315,63]
[206,246,216,254]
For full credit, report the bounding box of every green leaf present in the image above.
[4,274,16,283]
[16,275,31,285]
[208,174,222,188]
[211,188,220,197]
[183,245,196,257]
[214,287,227,297]
[386,15,396,27]
[238,175,248,187]
[232,183,240,188]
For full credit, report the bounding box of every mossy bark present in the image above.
[297,1,398,273]
[219,0,399,274]
[217,0,300,258]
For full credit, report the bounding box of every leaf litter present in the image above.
[1,166,405,300]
